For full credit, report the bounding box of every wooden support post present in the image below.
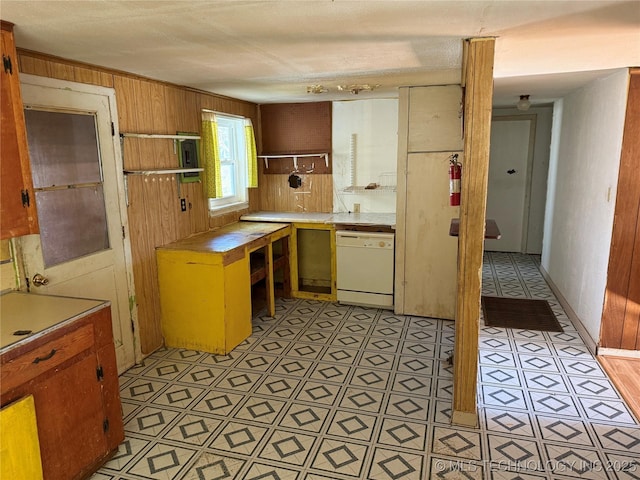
[452,37,495,427]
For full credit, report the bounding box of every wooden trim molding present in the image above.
[597,348,640,359]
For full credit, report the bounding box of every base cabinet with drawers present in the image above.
[0,301,124,480]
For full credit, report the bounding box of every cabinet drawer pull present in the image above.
[33,349,57,364]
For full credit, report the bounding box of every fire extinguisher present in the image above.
[449,153,461,206]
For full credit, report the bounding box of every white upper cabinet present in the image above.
[407,85,463,153]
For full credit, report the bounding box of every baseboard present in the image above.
[538,265,598,355]
[596,347,640,359]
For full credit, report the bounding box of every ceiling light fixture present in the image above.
[337,84,380,95]
[516,94,531,111]
[306,85,327,94]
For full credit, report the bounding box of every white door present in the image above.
[18,75,137,373]
[484,117,534,253]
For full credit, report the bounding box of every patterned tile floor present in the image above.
[92,252,640,480]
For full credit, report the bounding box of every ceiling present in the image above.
[2,1,639,107]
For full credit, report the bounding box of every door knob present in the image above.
[32,273,49,287]
[507,169,516,175]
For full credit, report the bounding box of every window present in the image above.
[207,113,248,210]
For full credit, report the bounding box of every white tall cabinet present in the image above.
[395,85,463,320]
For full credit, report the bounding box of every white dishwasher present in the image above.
[336,231,395,309]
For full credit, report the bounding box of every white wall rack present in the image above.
[342,185,396,194]
[258,153,329,170]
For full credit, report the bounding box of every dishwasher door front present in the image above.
[336,231,395,308]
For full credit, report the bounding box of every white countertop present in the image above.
[0,292,107,351]
[241,212,333,223]
[330,212,396,228]
[241,211,395,228]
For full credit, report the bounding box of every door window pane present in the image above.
[24,110,102,188]
[35,187,109,267]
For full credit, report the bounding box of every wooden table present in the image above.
[449,218,501,239]
[156,222,291,354]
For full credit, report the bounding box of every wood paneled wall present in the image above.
[256,173,333,213]
[600,69,640,351]
[256,101,333,212]
[17,50,258,354]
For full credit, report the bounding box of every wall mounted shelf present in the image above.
[120,133,204,206]
[342,185,396,194]
[123,168,204,176]
[258,153,329,170]
[120,133,200,140]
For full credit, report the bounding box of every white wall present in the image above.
[332,99,398,213]
[542,69,629,343]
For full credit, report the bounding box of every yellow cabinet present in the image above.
[0,395,43,480]
[157,222,291,354]
[158,247,252,354]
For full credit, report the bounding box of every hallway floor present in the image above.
[92,252,640,480]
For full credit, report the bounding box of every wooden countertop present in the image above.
[0,292,107,352]
[449,218,501,239]
[157,222,291,265]
[241,211,396,228]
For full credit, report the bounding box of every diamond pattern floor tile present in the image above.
[92,253,640,480]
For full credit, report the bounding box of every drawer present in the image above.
[1,324,94,395]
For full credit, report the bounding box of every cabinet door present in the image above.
[407,85,463,153]
[291,223,336,301]
[0,24,38,239]
[402,152,460,319]
[96,343,125,451]
[0,395,43,480]
[32,354,107,480]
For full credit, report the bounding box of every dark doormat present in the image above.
[481,296,563,332]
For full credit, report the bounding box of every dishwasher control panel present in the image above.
[335,232,394,249]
